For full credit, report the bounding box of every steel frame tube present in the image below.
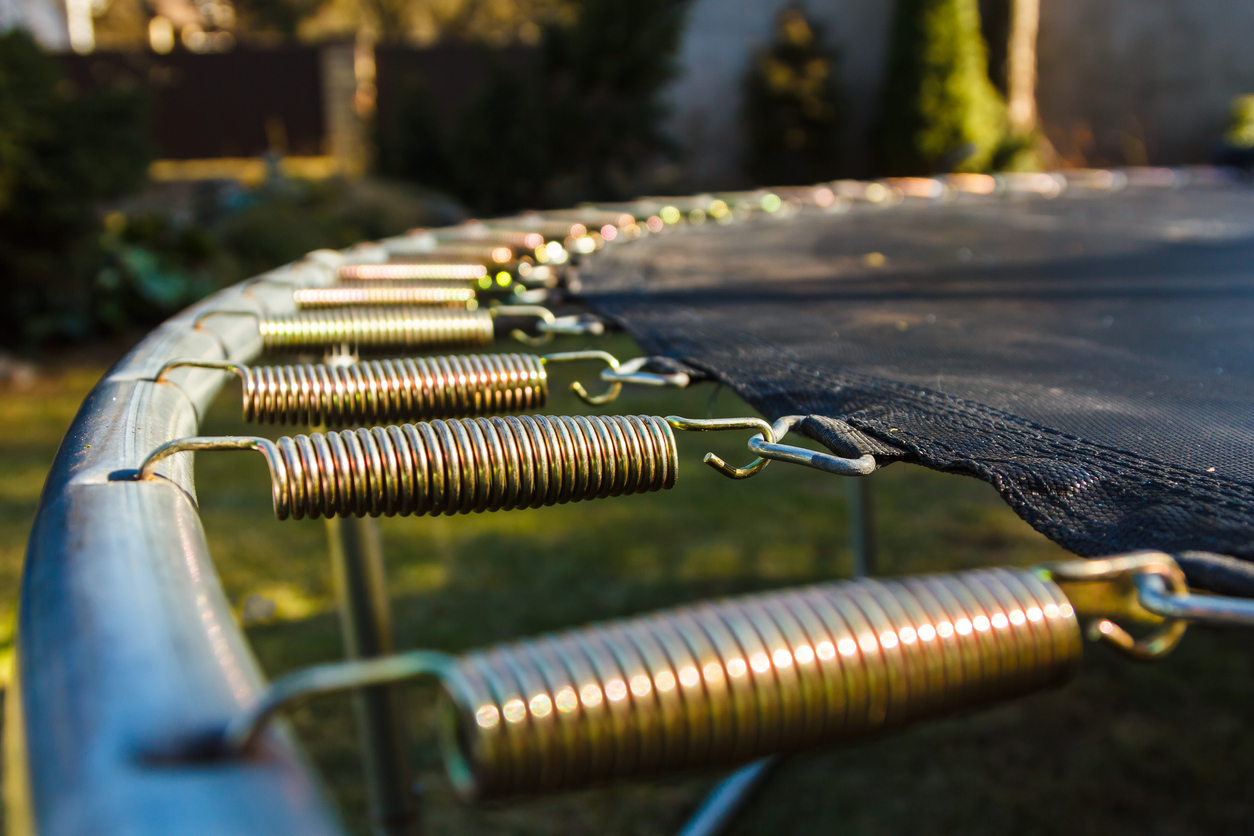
[12,258,346,835]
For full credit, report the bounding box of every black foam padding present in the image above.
[579,181,1254,592]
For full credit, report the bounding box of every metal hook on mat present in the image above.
[1036,552,1189,661]
[666,415,878,480]
[192,309,263,329]
[751,416,877,476]
[492,305,604,346]
[1134,572,1254,627]
[491,305,557,346]
[186,309,263,358]
[665,416,775,479]
[542,351,689,406]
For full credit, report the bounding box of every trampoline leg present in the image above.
[327,515,416,836]
[675,756,779,836]
[848,476,876,578]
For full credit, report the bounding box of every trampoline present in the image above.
[13,169,1254,836]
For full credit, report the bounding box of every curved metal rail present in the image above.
[12,253,346,836]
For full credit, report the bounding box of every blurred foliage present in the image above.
[0,29,152,345]
[381,0,689,214]
[233,0,328,38]
[875,0,1005,175]
[990,130,1044,172]
[1214,94,1254,169]
[0,26,449,348]
[93,210,222,334]
[85,178,449,338]
[741,7,845,186]
[1222,95,1254,150]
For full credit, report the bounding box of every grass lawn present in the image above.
[3,334,1252,835]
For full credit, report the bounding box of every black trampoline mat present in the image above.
[578,183,1254,590]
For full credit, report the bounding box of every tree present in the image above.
[0,30,151,344]
[874,0,1005,175]
[387,0,691,213]
[1004,0,1038,137]
[741,6,845,186]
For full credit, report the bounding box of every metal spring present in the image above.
[259,307,494,352]
[438,221,574,245]
[393,244,522,261]
[437,567,1080,799]
[293,284,477,309]
[338,263,490,281]
[242,354,547,426]
[261,414,676,519]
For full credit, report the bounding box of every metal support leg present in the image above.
[848,475,876,578]
[327,515,416,836]
[675,756,778,836]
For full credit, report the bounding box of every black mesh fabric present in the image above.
[576,181,1254,593]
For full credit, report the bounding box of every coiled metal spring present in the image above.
[139,415,677,520]
[293,284,476,309]
[260,307,494,351]
[338,263,490,281]
[438,567,1080,799]
[154,350,676,427]
[241,354,547,425]
[195,305,588,352]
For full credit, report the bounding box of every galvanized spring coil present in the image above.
[338,263,489,281]
[437,567,1081,799]
[270,414,676,519]
[293,283,476,309]
[242,354,546,426]
[259,307,494,352]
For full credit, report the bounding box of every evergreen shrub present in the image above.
[384,0,690,214]
[741,7,845,186]
[875,0,1004,175]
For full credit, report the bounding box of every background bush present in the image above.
[874,0,1005,175]
[741,6,845,186]
[0,31,452,349]
[0,30,151,345]
[381,0,690,215]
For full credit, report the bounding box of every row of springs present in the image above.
[165,172,1148,798]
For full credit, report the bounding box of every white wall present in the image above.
[0,0,69,50]
[667,0,1254,184]
[1037,0,1254,166]
[666,0,893,186]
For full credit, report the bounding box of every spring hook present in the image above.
[541,350,686,405]
[664,416,775,479]
[1035,552,1189,660]
[599,356,691,391]
[665,415,878,480]
[132,414,678,520]
[171,565,1080,799]
[492,306,605,345]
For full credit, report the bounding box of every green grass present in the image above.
[4,335,1253,835]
